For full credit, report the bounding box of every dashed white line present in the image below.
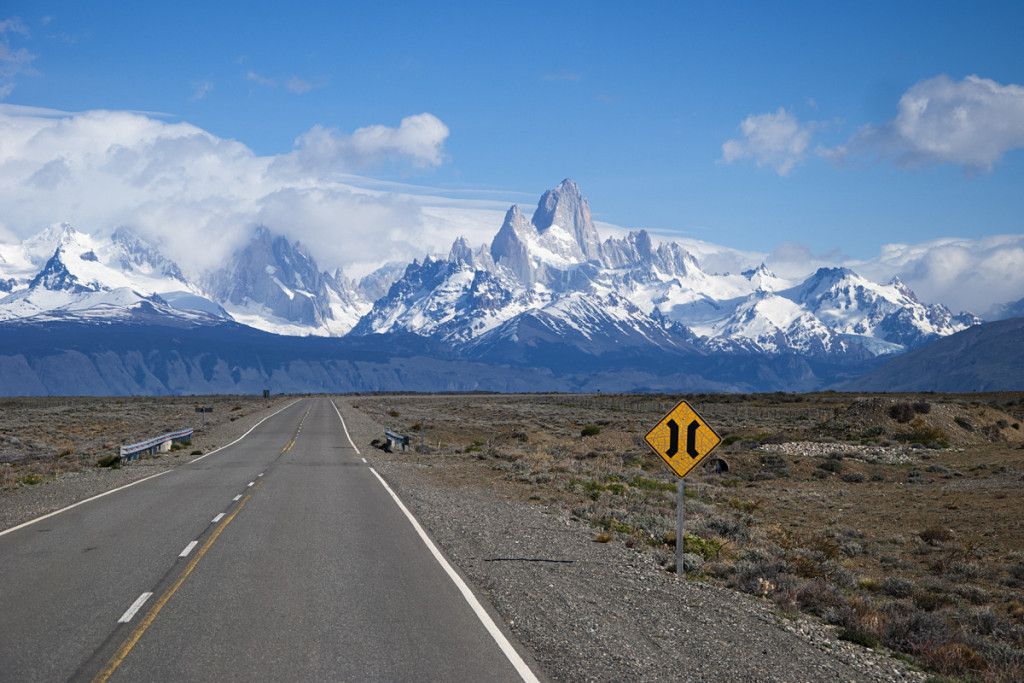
[211,513,225,523]
[361,457,367,463]
[247,482,254,487]
[179,541,198,558]
[188,399,301,464]
[118,592,153,624]
[258,472,264,477]
[232,494,242,502]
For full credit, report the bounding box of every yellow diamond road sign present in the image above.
[644,400,722,478]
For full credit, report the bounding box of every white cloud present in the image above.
[0,106,474,276]
[0,16,35,99]
[844,75,1024,170]
[721,108,812,175]
[852,235,1024,314]
[288,113,449,171]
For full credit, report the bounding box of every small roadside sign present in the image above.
[644,400,721,479]
[195,406,213,427]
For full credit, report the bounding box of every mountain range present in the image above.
[0,179,1014,394]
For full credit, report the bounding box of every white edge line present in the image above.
[367,467,540,683]
[0,398,302,538]
[211,513,225,523]
[247,482,254,487]
[232,494,242,502]
[179,540,198,558]
[361,457,367,463]
[330,399,361,456]
[329,399,538,683]
[0,470,169,538]
[118,592,153,623]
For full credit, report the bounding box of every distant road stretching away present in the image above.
[0,398,538,682]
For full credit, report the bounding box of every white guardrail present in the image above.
[119,428,194,462]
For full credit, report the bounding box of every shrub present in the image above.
[580,424,601,437]
[818,459,843,474]
[881,576,915,598]
[683,534,723,560]
[190,449,202,455]
[956,585,991,605]
[96,454,120,468]
[894,425,949,448]
[842,472,866,483]
[880,603,951,653]
[920,526,952,545]
[889,402,915,423]
[388,409,400,418]
[592,532,612,543]
[912,401,932,415]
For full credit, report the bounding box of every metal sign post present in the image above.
[676,479,685,574]
[643,399,721,575]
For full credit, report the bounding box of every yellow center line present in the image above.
[93,493,254,683]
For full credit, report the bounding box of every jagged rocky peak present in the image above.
[110,227,187,281]
[601,229,699,277]
[887,275,920,301]
[448,236,474,264]
[531,178,602,260]
[357,261,409,302]
[204,225,336,328]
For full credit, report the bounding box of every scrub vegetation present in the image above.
[355,392,1024,682]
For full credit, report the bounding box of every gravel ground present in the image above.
[0,397,295,532]
[757,442,916,464]
[336,398,925,683]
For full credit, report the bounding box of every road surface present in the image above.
[0,397,538,682]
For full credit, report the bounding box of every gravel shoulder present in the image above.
[0,397,295,532]
[336,397,924,683]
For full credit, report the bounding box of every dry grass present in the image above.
[0,396,274,490]
[353,391,1024,682]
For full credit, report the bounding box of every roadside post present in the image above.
[195,405,213,427]
[643,400,722,575]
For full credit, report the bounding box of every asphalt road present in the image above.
[0,397,537,682]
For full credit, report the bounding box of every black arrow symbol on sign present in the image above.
[665,419,679,457]
[687,420,700,458]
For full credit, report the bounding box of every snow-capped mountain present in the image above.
[202,226,369,336]
[704,291,843,356]
[0,180,982,372]
[0,225,219,324]
[349,180,979,360]
[779,268,978,347]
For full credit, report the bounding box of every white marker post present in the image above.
[676,479,685,574]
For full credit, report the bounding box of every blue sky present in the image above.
[1,1,1022,270]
